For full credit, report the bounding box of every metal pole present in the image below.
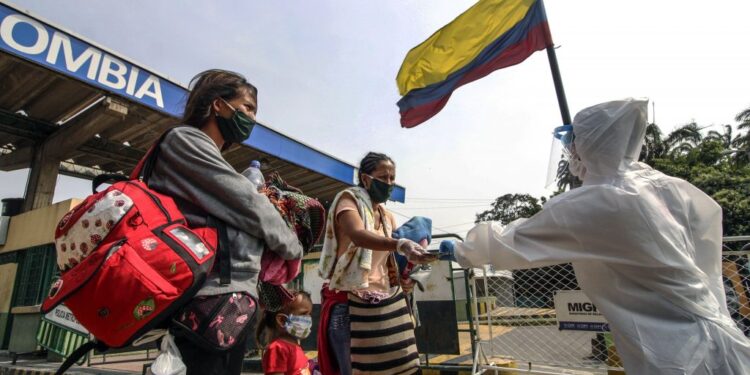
[540,1,581,189]
[482,267,495,357]
[540,0,571,126]
[465,269,477,359]
[545,45,571,125]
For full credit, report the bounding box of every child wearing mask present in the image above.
[257,290,314,375]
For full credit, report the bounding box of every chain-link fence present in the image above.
[470,236,750,374]
[721,236,750,339]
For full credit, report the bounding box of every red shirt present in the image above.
[262,339,310,375]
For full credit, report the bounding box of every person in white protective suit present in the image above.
[455,99,750,374]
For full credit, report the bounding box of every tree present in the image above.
[665,122,704,157]
[640,123,667,165]
[735,106,750,144]
[705,124,735,149]
[475,193,546,224]
[731,106,750,164]
[641,117,750,237]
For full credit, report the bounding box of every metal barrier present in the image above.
[471,237,750,374]
[417,233,479,372]
[722,237,750,339]
[36,319,88,364]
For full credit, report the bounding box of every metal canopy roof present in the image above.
[0,1,405,205]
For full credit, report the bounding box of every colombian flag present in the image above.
[396,0,552,128]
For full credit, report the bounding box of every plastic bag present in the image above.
[149,332,186,375]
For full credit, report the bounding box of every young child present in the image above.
[257,290,314,375]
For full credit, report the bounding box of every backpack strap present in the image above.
[135,126,232,286]
[88,127,179,194]
[208,216,232,285]
[130,126,187,182]
[92,127,181,193]
[55,340,108,375]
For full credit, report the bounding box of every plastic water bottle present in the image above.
[242,160,265,191]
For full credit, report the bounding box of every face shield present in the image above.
[545,124,581,188]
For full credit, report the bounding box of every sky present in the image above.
[2,0,750,237]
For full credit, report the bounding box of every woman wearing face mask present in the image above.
[148,69,303,375]
[316,152,435,375]
[257,291,314,375]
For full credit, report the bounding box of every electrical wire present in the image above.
[393,203,490,210]
[406,197,495,201]
[438,221,477,229]
[389,208,463,234]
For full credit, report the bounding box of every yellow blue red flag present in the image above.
[396,0,552,128]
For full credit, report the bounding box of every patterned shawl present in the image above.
[318,186,379,291]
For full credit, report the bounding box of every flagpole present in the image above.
[545,46,571,125]
[540,0,571,125]
[539,1,579,188]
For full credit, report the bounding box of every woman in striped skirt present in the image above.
[317,152,436,375]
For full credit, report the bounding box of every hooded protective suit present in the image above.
[456,99,750,374]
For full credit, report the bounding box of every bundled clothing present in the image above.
[392,216,432,244]
[257,174,326,312]
[392,217,432,273]
[392,216,432,291]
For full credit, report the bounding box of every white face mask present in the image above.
[282,314,312,339]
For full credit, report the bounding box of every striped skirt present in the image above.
[348,292,419,375]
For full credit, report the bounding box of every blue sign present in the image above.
[0,2,187,118]
[245,124,407,202]
[0,3,408,202]
[247,124,357,186]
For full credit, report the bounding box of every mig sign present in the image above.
[0,3,187,118]
[553,290,609,331]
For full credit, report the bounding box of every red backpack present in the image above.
[41,130,227,373]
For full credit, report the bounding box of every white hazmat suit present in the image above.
[456,99,750,374]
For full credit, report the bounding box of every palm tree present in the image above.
[731,106,750,165]
[705,124,735,148]
[640,123,667,165]
[665,122,704,157]
[703,124,748,165]
[736,106,750,128]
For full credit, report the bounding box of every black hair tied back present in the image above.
[358,152,394,187]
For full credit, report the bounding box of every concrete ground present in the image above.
[0,350,263,375]
[1,319,615,374]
